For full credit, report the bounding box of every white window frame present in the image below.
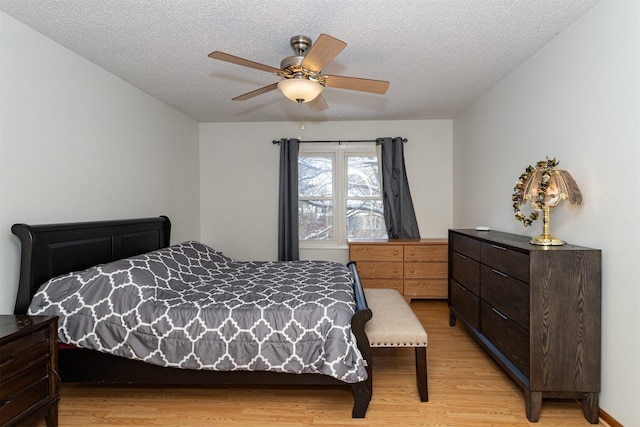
[299,142,382,250]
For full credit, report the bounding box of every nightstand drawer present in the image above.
[0,315,58,427]
[0,328,49,378]
[0,376,50,425]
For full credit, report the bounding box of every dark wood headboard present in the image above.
[11,216,171,314]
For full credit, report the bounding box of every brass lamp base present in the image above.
[530,234,565,246]
[530,205,566,246]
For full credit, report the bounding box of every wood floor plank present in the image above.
[36,300,604,426]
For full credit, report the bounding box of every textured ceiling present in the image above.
[0,0,600,122]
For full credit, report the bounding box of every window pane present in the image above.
[347,199,387,239]
[299,200,334,240]
[347,156,381,197]
[299,156,332,198]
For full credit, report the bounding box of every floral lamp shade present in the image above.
[512,158,582,245]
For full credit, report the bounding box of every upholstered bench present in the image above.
[364,288,428,401]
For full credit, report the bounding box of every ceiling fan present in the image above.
[208,34,390,112]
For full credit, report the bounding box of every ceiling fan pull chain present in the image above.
[298,100,305,139]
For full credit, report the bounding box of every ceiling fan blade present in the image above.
[300,34,347,72]
[324,75,390,94]
[308,94,329,112]
[232,82,279,101]
[208,51,282,74]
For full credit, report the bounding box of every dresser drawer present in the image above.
[451,252,480,295]
[0,328,50,379]
[404,244,447,262]
[405,261,447,279]
[349,245,404,261]
[480,242,529,283]
[480,265,530,330]
[481,301,530,376]
[405,279,447,298]
[360,279,404,293]
[355,261,403,279]
[450,233,481,260]
[450,279,480,330]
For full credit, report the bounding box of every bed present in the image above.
[11,216,373,417]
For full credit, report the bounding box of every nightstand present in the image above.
[0,315,59,427]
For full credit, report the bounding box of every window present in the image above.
[298,143,387,247]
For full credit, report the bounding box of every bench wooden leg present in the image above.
[415,347,428,402]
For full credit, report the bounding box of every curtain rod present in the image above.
[272,138,407,145]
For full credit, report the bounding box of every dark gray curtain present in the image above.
[377,137,420,239]
[278,138,300,261]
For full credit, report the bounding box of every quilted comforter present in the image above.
[28,241,368,383]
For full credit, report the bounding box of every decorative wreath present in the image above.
[512,157,559,227]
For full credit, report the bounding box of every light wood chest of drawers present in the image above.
[348,239,448,301]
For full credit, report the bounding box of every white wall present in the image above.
[0,13,201,314]
[452,0,639,424]
[200,120,452,262]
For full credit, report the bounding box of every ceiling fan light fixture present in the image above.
[278,78,323,103]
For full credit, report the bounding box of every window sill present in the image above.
[299,243,349,251]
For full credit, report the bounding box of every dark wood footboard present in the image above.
[347,261,373,417]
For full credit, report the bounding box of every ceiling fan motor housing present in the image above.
[289,35,312,56]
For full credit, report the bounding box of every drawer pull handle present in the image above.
[491,244,507,251]
[393,268,398,273]
[0,355,15,369]
[410,250,415,256]
[491,269,508,278]
[456,253,469,260]
[456,283,467,292]
[393,250,398,255]
[410,268,415,273]
[492,307,509,320]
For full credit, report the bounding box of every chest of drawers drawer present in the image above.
[404,261,447,279]
[355,261,403,279]
[404,245,447,262]
[349,245,403,262]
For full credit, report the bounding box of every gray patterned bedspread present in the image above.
[27,241,368,383]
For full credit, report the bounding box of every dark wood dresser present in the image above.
[0,315,58,427]
[448,229,601,423]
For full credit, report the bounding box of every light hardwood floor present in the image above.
[38,300,604,426]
